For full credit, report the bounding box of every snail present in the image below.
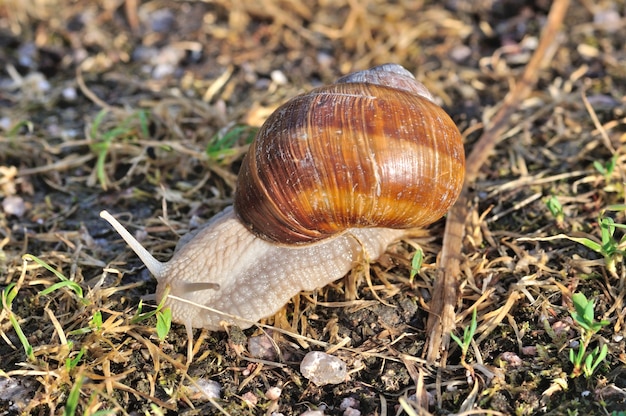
[100,63,465,338]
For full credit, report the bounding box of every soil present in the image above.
[0,0,625,415]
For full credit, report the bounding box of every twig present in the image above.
[425,0,571,363]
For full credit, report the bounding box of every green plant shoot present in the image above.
[450,307,478,363]
[2,283,34,361]
[409,248,423,284]
[568,292,610,378]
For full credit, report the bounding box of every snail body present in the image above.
[101,64,465,334]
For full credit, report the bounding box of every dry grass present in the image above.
[1,0,625,414]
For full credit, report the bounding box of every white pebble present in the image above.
[340,397,359,410]
[594,8,622,33]
[153,63,176,79]
[242,391,257,406]
[0,377,34,409]
[248,333,276,360]
[450,44,472,62]
[62,87,77,101]
[270,70,288,85]
[300,351,347,386]
[300,411,325,416]
[2,196,26,217]
[0,117,12,131]
[316,52,334,70]
[186,378,221,401]
[266,386,282,401]
[499,351,522,367]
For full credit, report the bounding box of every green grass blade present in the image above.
[23,254,69,282]
[409,248,423,282]
[39,280,84,299]
[9,313,34,361]
[64,376,84,416]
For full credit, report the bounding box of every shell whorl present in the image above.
[234,64,465,245]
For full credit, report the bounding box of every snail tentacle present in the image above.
[100,210,167,279]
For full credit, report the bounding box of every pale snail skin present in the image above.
[100,208,405,330]
[100,63,465,335]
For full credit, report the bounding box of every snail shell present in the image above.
[100,64,465,335]
[236,64,464,244]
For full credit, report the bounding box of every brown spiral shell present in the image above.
[234,64,465,245]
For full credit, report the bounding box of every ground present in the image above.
[0,0,625,415]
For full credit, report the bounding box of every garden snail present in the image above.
[100,64,465,337]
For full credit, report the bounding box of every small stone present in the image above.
[300,411,325,416]
[186,378,221,401]
[270,70,288,85]
[266,386,282,401]
[552,319,572,336]
[248,333,276,360]
[62,87,77,101]
[340,397,359,410]
[0,117,12,131]
[316,52,334,70]
[2,196,26,217]
[594,8,621,33]
[450,44,472,62]
[300,351,347,386]
[0,377,36,411]
[242,391,258,407]
[17,43,37,69]
[149,8,175,33]
[499,351,523,367]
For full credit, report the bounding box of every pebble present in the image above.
[499,351,523,367]
[0,117,12,131]
[270,70,288,85]
[266,386,282,401]
[316,52,334,71]
[242,391,257,406]
[450,44,472,63]
[300,351,347,386]
[2,196,26,217]
[248,333,277,360]
[0,377,35,411]
[186,378,221,401]
[17,43,37,69]
[340,397,359,410]
[593,8,622,33]
[300,410,325,416]
[62,86,78,101]
[149,8,175,33]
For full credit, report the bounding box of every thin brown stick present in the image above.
[425,0,571,363]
